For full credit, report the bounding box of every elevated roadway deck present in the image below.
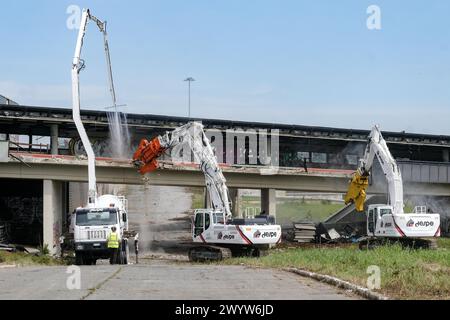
[2,153,450,196]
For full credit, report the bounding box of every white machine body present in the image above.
[366,204,440,238]
[192,209,281,246]
[360,126,441,239]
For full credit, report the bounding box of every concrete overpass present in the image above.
[3,152,450,196]
[2,104,450,254]
[3,152,450,255]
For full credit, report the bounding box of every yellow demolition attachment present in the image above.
[344,171,369,212]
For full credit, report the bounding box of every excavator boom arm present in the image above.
[132,122,232,218]
[344,125,404,213]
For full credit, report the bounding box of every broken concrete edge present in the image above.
[9,153,353,178]
[283,267,390,300]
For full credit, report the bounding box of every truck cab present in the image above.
[74,195,129,265]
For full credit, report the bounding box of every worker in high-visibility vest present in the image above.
[107,226,120,264]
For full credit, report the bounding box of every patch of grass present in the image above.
[437,238,450,249]
[0,251,66,267]
[276,200,343,224]
[240,196,343,223]
[222,241,450,299]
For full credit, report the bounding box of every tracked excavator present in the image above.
[132,122,281,260]
[344,125,440,249]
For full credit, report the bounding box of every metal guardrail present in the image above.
[243,207,261,219]
[8,141,49,154]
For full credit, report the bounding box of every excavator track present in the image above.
[400,238,438,250]
[358,237,438,250]
[188,245,232,262]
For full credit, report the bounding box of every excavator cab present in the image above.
[366,204,393,236]
[193,210,213,238]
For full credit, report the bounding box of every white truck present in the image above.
[132,121,281,260]
[70,9,134,264]
[344,125,440,248]
[73,195,130,265]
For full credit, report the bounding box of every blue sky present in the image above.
[1,1,450,134]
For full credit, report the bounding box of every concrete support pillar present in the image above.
[443,149,449,162]
[43,180,64,256]
[261,188,276,218]
[204,187,212,208]
[229,188,240,217]
[50,124,58,155]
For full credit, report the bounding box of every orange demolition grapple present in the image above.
[132,137,166,174]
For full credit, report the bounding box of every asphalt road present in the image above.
[0,260,358,300]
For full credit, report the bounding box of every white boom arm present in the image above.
[71,9,117,207]
[133,122,232,218]
[160,122,232,218]
[359,125,404,214]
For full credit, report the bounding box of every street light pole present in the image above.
[184,77,195,118]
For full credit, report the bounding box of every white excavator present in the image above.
[344,125,440,248]
[132,122,281,260]
[70,9,134,265]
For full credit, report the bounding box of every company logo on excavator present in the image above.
[415,221,434,228]
[262,232,277,238]
[406,219,434,228]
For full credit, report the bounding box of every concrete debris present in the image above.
[327,228,341,240]
[315,222,360,244]
[0,244,15,252]
[0,243,28,253]
[285,221,316,243]
[22,246,40,254]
